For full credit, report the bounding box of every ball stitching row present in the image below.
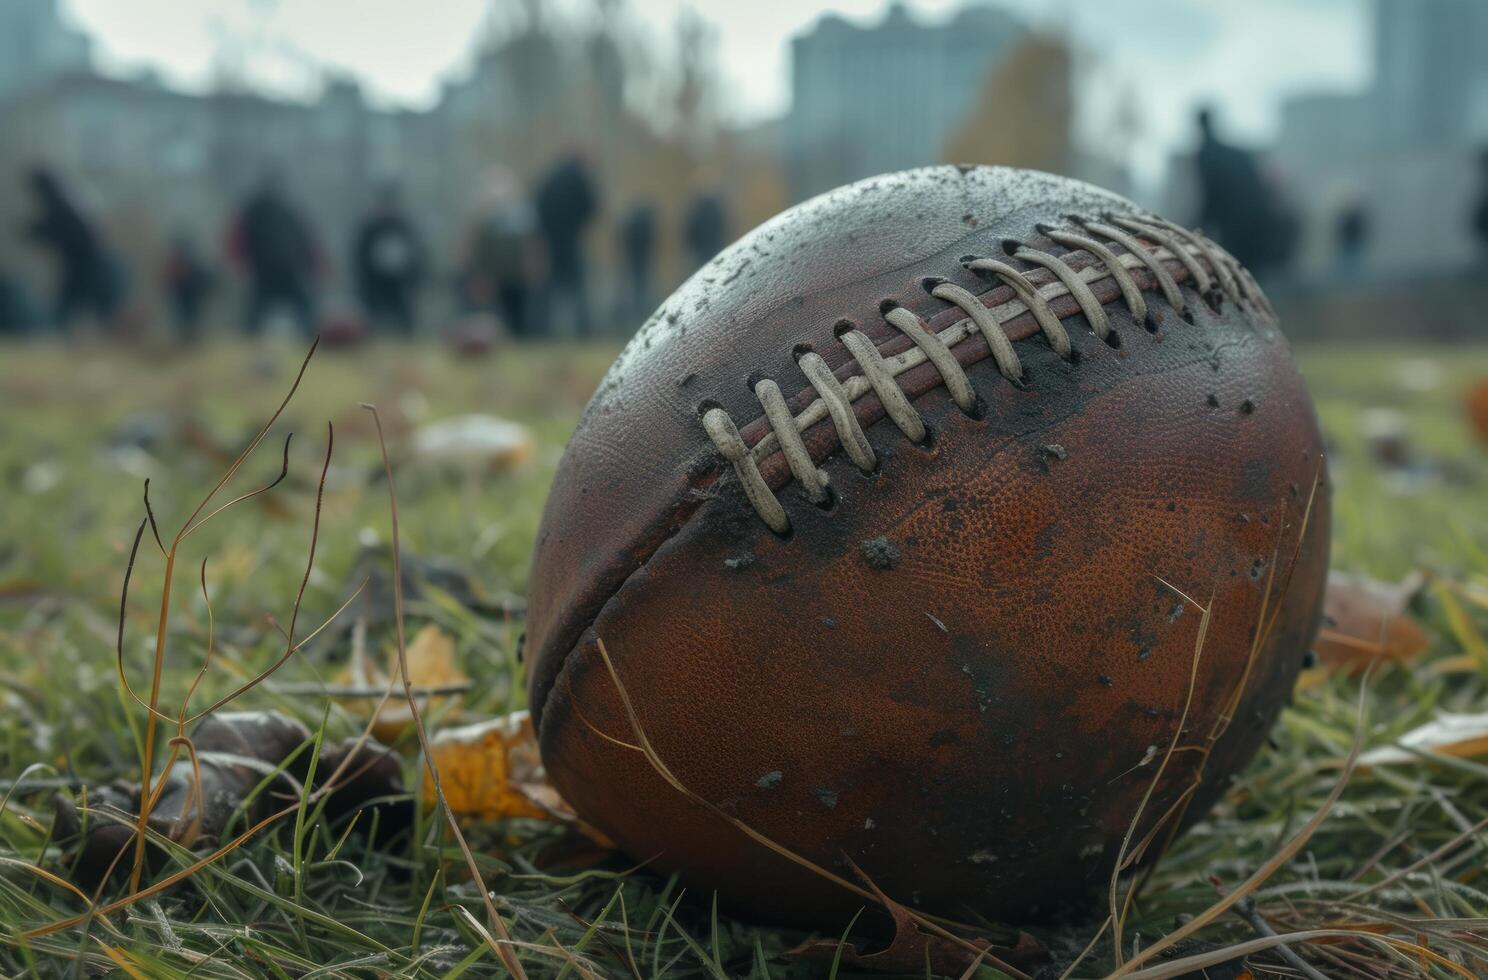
[702,213,1269,534]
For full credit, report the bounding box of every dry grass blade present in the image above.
[177,338,319,539]
[1105,471,1324,971]
[1116,927,1478,980]
[0,856,103,912]
[449,906,605,978]
[181,421,335,721]
[1056,914,1111,980]
[179,558,217,724]
[362,402,530,980]
[1108,584,1212,966]
[1344,811,1488,902]
[1230,892,1328,980]
[1133,476,1320,891]
[1107,667,1373,978]
[114,517,175,725]
[175,431,295,544]
[92,938,150,979]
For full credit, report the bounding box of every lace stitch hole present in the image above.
[812,483,838,513]
[1103,329,1122,350]
[1143,312,1161,334]
[832,318,856,339]
[791,342,815,361]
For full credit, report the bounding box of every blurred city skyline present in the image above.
[60,0,1370,192]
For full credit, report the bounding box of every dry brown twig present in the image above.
[118,340,323,892]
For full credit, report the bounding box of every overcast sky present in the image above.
[61,0,1371,189]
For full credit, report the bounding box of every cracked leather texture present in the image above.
[524,165,1330,928]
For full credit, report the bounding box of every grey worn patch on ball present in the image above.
[861,536,901,570]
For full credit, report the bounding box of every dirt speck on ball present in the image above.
[860,535,901,569]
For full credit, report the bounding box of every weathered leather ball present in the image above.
[525,166,1329,928]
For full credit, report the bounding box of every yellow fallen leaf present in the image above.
[336,623,468,744]
[1360,712,1488,766]
[423,710,569,823]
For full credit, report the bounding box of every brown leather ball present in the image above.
[525,166,1329,929]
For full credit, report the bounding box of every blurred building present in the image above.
[784,3,1027,201]
[0,0,92,104]
[1373,0,1488,148]
[1268,0,1488,280]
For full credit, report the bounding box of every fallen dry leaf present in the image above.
[786,859,1045,975]
[337,623,469,743]
[1311,570,1429,675]
[1361,712,1488,766]
[53,711,409,891]
[423,710,570,823]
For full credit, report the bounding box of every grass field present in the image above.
[1,337,1486,978]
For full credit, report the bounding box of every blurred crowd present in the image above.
[5,109,1488,344]
[0,151,731,343]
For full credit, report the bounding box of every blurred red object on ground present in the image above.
[1467,379,1488,448]
[317,298,367,347]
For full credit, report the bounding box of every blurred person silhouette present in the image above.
[21,167,121,334]
[460,168,541,338]
[160,235,215,343]
[616,201,656,322]
[228,173,321,336]
[353,183,426,337]
[1192,107,1284,277]
[1334,195,1370,280]
[534,152,599,337]
[1473,148,1488,267]
[0,262,37,337]
[683,191,728,272]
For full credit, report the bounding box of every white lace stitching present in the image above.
[701,214,1263,533]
